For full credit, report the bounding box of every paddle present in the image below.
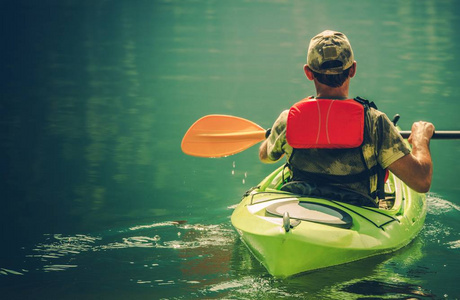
[181,115,460,157]
[181,115,266,157]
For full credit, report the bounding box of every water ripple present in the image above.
[0,268,25,276]
[21,221,235,275]
[446,240,460,249]
[426,193,460,215]
[128,220,186,231]
[27,234,101,260]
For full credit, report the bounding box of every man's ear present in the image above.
[304,64,315,81]
[349,61,357,78]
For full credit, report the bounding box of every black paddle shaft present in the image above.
[399,131,460,140]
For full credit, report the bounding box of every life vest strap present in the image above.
[289,163,382,200]
[289,163,381,185]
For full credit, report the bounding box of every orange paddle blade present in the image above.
[181,115,266,157]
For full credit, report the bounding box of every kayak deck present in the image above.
[231,165,426,278]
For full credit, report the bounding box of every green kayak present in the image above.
[231,165,427,278]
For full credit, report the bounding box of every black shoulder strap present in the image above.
[354,96,386,199]
[354,96,378,110]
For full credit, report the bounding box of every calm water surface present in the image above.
[1,0,459,299]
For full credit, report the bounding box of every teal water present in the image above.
[1,0,459,299]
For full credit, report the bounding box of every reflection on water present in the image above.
[3,221,235,278]
[1,193,458,299]
[426,193,460,215]
[0,268,26,276]
[1,194,454,297]
[341,280,434,299]
[423,194,460,250]
[28,234,100,258]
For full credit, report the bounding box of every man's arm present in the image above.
[388,121,435,193]
[259,139,282,164]
[259,110,289,164]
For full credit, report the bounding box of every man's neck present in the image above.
[314,79,350,99]
[315,93,348,100]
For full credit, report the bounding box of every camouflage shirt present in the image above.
[266,105,411,198]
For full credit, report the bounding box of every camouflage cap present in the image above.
[307,30,354,75]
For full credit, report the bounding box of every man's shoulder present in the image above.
[367,107,386,117]
[366,107,392,125]
[274,109,289,124]
[280,109,289,117]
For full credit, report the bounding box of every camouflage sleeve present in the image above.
[266,110,289,161]
[374,111,411,169]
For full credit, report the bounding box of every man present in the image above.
[259,30,434,206]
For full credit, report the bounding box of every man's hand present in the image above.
[408,121,435,147]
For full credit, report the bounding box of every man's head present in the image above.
[305,30,355,88]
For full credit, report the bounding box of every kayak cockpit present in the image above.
[266,200,353,229]
[255,164,405,214]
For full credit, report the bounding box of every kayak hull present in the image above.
[231,166,426,278]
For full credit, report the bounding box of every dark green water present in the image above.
[1,0,459,299]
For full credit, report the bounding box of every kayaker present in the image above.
[259,30,435,207]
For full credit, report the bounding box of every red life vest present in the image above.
[286,97,364,149]
[284,97,387,202]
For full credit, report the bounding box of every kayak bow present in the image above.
[231,165,426,278]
